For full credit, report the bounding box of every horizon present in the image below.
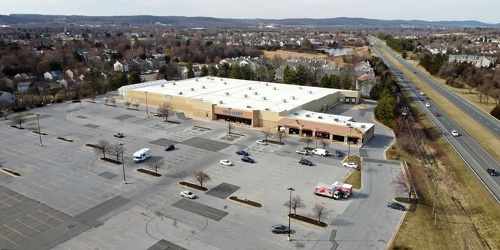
[0,0,498,24]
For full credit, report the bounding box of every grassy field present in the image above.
[262,46,371,66]
[377,46,500,249]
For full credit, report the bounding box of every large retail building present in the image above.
[118,77,375,146]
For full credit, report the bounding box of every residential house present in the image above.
[0,91,16,107]
[448,54,497,68]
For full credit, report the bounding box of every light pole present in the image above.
[315,127,319,148]
[287,187,295,241]
[227,108,232,137]
[347,127,352,161]
[36,113,42,146]
[120,142,127,184]
[145,91,149,116]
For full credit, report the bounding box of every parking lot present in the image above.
[0,97,404,249]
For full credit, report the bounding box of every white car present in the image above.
[220,159,233,166]
[425,103,431,107]
[295,150,309,155]
[180,190,196,199]
[451,130,459,137]
[256,140,268,145]
[343,162,358,169]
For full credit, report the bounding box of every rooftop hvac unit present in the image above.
[178,92,182,95]
[161,84,164,87]
[195,78,198,81]
[221,78,224,81]
[173,82,176,85]
[254,92,258,95]
[291,96,295,100]
[265,108,270,111]
[299,86,302,90]
[248,87,252,90]
[293,112,299,115]
[266,83,269,86]
[282,99,286,103]
[202,85,205,89]
[191,88,194,91]
[225,92,229,95]
[334,118,339,121]
[361,125,366,128]
[309,91,313,94]
[243,94,247,98]
[347,123,351,126]
[262,96,266,100]
[273,87,277,90]
[224,82,227,85]
[246,105,251,108]
[219,100,223,104]
[318,116,323,119]
[306,114,310,117]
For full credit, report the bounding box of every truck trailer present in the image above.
[133,148,151,163]
[314,182,342,200]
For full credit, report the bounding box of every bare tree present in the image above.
[124,101,131,109]
[304,136,313,148]
[157,102,176,122]
[392,170,412,201]
[283,195,306,215]
[12,115,27,128]
[262,127,273,141]
[1,109,12,120]
[276,131,287,143]
[93,139,111,159]
[132,103,139,110]
[104,97,109,105]
[194,171,211,188]
[109,97,116,106]
[146,159,166,174]
[313,203,327,222]
[108,143,125,161]
[320,139,330,149]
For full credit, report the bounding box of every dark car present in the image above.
[271,224,290,234]
[335,150,343,157]
[114,132,124,138]
[487,168,496,174]
[434,113,440,117]
[490,172,499,176]
[165,144,175,151]
[241,156,254,163]
[236,150,249,156]
[387,202,406,211]
[299,158,313,166]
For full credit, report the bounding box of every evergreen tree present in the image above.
[186,62,195,78]
[374,89,398,127]
[283,65,294,84]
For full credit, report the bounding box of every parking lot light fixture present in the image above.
[36,113,43,146]
[120,142,127,184]
[287,187,295,241]
[145,91,149,117]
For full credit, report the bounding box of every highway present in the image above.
[370,38,500,202]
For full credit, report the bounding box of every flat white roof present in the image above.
[285,109,374,130]
[125,77,356,113]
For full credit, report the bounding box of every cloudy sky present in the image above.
[0,0,498,24]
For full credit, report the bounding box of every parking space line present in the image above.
[1,192,24,203]
[58,172,79,181]
[103,230,126,242]
[0,233,16,245]
[3,224,29,239]
[27,214,53,228]
[30,182,52,192]
[73,238,94,249]
[22,187,44,196]
[15,219,41,233]
[40,177,63,188]
[88,235,114,248]
[37,210,65,223]
[0,198,12,208]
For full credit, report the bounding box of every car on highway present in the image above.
[387,202,406,211]
[343,162,358,169]
[271,224,290,234]
[296,150,309,155]
[451,130,459,137]
[165,144,175,151]
[241,156,254,163]
[299,158,313,166]
[180,190,196,199]
[425,103,431,107]
[256,140,268,145]
[236,150,249,156]
[434,113,440,117]
[487,168,498,176]
[220,160,233,166]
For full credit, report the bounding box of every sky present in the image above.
[0,0,498,24]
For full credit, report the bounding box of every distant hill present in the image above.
[0,14,498,28]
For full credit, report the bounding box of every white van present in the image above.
[312,148,329,156]
[133,148,151,163]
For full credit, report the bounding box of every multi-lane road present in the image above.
[370,38,500,202]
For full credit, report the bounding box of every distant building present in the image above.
[448,55,497,68]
